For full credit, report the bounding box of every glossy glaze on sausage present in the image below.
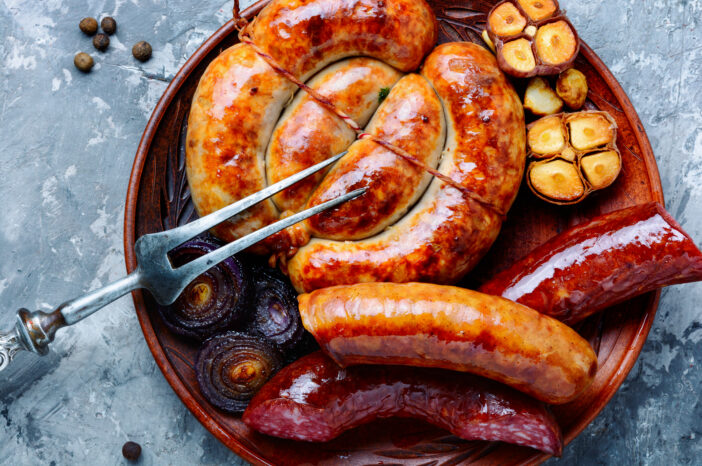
[186,43,291,252]
[287,43,526,292]
[244,0,438,78]
[298,282,597,404]
[479,202,702,325]
[267,58,403,214]
[186,0,437,252]
[305,73,445,240]
[242,351,563,455]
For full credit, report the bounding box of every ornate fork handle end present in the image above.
[0,325,26,372]
[0,308,58,371]
[0,272,143,373]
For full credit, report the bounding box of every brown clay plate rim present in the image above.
[123,2,663,464]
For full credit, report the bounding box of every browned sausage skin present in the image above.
[244,0,438,77]
[186,0,437,253]
[299,282,597,404]
[287,43,526,292]
[186,44,290,252]
[479,202,702,325]
[305,73,445,240]
[243,351,563,455]
[267,58,403,214]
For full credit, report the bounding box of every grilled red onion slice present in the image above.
[159,239,251,340]
[196,331,283,413]
[248,266,304,351]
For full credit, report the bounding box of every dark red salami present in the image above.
[243,352,563,455]
[480,202,702,325]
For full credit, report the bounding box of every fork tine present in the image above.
[170,187,366,300]
[160,150,348,250]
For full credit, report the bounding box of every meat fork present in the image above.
[0,151,362,372]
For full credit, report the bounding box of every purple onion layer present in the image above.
[196,331,283,413]
[159,239,251,340]
[248,266,304,351]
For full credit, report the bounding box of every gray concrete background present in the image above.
[0,0,700,464]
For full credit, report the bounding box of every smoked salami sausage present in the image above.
[242,351,563,455]
[479,202,702,325]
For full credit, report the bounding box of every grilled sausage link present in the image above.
[186,0,437,253]
[305,73,445,240]
[299,282,597,404]
[186,43,290,251]
[243,351,563,455]
[267,58,403,214]
[287,43,525,292]
[244,0,438,78]
[479,202,702,325]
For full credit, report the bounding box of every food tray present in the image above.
[123,0,662,463]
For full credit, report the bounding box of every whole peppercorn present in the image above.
[93,33,110,52]
[73,52,94,72]
[79,17,98,36]
[121,441,141,462]
[101,17,117,35]
[132,41,152,62]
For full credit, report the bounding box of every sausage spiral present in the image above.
[186,0,526,292]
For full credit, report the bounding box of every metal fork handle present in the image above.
[0,151,351,370]
[0,185,365,371]
[0,272,144,365]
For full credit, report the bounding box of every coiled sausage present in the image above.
[287,43,525,292]
[186,0,437,252]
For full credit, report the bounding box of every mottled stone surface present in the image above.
[0,0,700,464]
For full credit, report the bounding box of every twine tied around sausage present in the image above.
[231,3,506,219]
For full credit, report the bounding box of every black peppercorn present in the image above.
[79,17,98,36]
[101,16,117,35]
[73,52,94,72]
[93,33,110,52]
[132,41,152,62]
[121,441,141,462]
